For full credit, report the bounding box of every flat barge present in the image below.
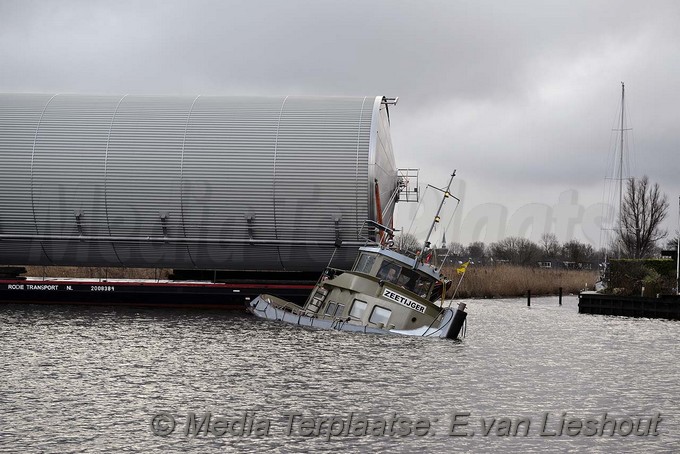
[579,291,680,320]
[0,277,313,310]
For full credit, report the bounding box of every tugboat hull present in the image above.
[248,295,466,339]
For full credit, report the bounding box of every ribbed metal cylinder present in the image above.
[0,94,398,271]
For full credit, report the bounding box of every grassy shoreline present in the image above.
[442,264,599,299]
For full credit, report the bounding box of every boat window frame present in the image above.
[369,305,392,326]
[377,259,436,297]
[324,301,345,317]
[335,303,345,317]
[349,299,368,319]
[409,273,435,298]
[324,301,338,316]
[376,261,402,284]
[353,252,377,274]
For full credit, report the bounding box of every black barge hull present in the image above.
[0,279,313,310]
[578,292,680,320]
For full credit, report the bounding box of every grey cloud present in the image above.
[1,0,678,244]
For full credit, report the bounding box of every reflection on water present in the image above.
[1,297,678,453]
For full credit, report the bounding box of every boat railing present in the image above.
[276,297,319,317]
[357,220,429,260]
[358,220,395,248]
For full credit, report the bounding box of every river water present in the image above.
[1,296,678,453]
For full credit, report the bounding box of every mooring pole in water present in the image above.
[445,302,468,340]
[559,287,563,306]
[527,290,531,307]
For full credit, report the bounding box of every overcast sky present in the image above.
[1,0,678,248]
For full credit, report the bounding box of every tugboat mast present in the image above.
[414,171,457,268]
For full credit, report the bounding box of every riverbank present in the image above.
[442,264,598,299]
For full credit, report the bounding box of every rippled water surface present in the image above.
[1,296,678,453]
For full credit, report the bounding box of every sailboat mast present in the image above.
[618,82,625,259]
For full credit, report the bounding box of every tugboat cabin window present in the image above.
[377,262,401,283]
[369,306,391,326]
[410,274,435,297]
[354,253,376,274]
[349,299,368,319]
[377,260,436,297]
[324,302,337,316]
[397,268,435,296]
[324,302,345,317]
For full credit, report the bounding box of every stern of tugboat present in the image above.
[441,302,467,339]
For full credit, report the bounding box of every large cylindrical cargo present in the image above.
[0,94,398,271]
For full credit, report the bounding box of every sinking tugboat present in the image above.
[248,172,468,340]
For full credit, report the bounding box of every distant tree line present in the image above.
[393,232,604,267]
[393,175,673,266]
[445,234,602,267]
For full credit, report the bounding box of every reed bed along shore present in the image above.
[442,264,599,299]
